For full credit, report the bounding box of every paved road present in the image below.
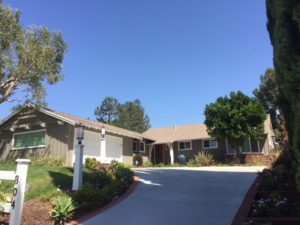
[81,167,263,225]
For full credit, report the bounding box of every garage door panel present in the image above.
[106,135,122,161]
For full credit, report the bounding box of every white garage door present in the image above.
[82,130,101,161]
[106,135,123,162]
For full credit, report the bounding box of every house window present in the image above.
[13,130,46,149]
[203,139,218,149]
[178,141,192,150]
[133,141,146,153]
[133,141,138,152]
[139,142,145,153]
[227,138,262,154]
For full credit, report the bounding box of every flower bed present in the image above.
[243,166,300,225]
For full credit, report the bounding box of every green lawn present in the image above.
[0,163,80,200]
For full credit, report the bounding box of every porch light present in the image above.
[76,123,84,142]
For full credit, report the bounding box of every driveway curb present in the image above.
[67,176,140,225]
[231,175,261,225]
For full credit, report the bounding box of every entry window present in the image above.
[178,141,192,150]
[203,139,218,149]
[139,142,145,153]
[13,130,46,149]
[133,141,138,152]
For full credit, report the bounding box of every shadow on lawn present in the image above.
[48,167,94,191]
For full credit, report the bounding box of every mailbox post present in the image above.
[0,159,30,225]
[72,123,84,191]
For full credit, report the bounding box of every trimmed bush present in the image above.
[86,168,113,189]
[85,157,100,170]
[73,160,134,212]
[115,165,134,185]
[73,184,99,210]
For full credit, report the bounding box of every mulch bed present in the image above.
[0,199,52,225]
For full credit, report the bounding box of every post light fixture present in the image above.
[76,123,84,144]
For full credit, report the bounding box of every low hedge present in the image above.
[73,160,134,212]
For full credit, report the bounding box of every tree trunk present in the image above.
[234,143,241,164]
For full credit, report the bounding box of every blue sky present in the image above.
[1,0,273,128]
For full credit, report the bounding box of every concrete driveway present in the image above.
[81,166,263,225]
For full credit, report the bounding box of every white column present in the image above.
[149,144,153,162]
[100,128,106,163]
[9,159,31,225]
[72,144,84,191]
[168,143,174,164]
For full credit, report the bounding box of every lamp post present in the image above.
[72,123,84,191]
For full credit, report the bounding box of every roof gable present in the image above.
[0,103,154,141]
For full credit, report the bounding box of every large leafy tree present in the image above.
[94,96,120,123]
[204,91,266,160]
[266,0,300,188]
[0,1,67,105]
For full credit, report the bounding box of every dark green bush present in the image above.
[86,168,113,189]
[73,184,100,210]
[112,162,134,185]
[73,160,134,212]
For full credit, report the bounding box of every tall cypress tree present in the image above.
[266,0,300,188]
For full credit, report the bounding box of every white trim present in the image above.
[12,129,46,150]
[202,138,218,149]
[139,141,146,153]
[226,138,229,154]
[178,140,192,151]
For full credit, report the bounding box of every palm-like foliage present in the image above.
[50,196,76,225]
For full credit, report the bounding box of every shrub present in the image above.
[115,165,134,185]
[31,157,63,167]
[50,196,76,225]
[186,159,198,167]
[85,157,100,170]
[86,168,113,189]
[0,180,13,203]
[133,154,143,166]
[108,160,120,174]
[73,184,100,210]
[143,160,153,167]
[73,160,134,213]
[194,151,215,166]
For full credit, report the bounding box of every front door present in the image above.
[153,145,164,164]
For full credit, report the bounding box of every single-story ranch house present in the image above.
[0,104,275,166]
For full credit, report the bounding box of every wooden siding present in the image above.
[0,110,74,166]
[122,136,133,165]
[173,138,226,163]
